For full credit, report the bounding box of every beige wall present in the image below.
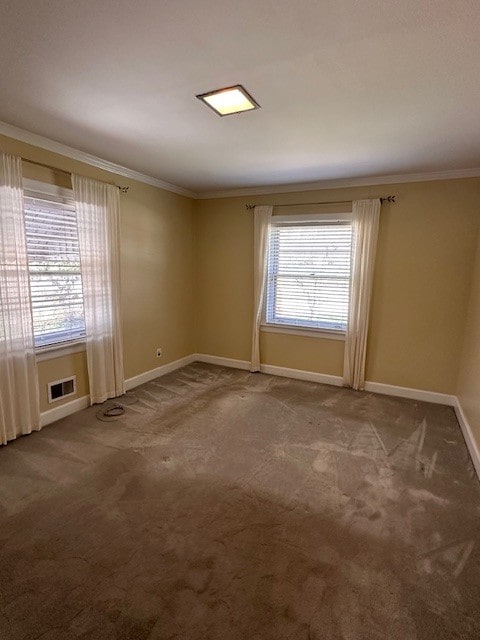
[0,134,195,412]
[457,221,480,449]
[38,352,89,411]
[195,178,480,394]
[2,130,479,414]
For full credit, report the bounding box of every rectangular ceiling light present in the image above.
[196,85,260,116]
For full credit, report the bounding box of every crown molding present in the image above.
[0,120,197,198]
[3,120,479,201]
[197,167,480,199]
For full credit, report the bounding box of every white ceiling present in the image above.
[0,0,479,194]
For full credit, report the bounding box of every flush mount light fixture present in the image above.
[196,85,260,116]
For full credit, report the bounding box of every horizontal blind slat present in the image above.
[24,196,86,347]
[266,221,352,330]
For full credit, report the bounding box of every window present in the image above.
[265,215,352,333]
[24,187,86,348]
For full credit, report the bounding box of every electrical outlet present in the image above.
[156,347,162,358]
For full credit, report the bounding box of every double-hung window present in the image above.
[265,214,353,335]
[23,182,86,348]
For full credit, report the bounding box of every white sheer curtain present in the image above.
[0,153,39,444]
[250,205,273,372]
[72,175,125,404]
[343,198,381,390]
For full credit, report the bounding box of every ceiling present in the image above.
[0,0,479,194]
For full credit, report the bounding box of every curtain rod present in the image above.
[244,195,396,210]
[20,157,130,193]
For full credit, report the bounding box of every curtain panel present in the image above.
[250,205,273,372]
[0,153,39,444]
[73,175,125,404]
[343,198,381,390]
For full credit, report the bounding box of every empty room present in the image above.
[1,1,479,638]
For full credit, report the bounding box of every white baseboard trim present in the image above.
[40,395,90,428]
[363,381,456,406]
[193,353,456,405]
[193,353,251,371]
[124,354,196,391]
[36,352,480,481]
[194,353,480,478]
[261,363,343,387]
[195,354,344,387]
[454,399,480,480]
[39,354,197,427]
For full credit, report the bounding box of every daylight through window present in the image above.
[265,219,353,332]
[24,193,86,347]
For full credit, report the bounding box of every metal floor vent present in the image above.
[48,376,76,403]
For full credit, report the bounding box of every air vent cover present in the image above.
[48,376,76,403]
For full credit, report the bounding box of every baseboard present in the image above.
[40,395,90,427]
[194,353,456,405]
[37,352,480,481]
[124,354,196,391]
[454,398,480,480]
[39,354,196,427]
[194,353,343,386]
[363,381,456,406]
[260,363,343,387]
[193,353,251,371]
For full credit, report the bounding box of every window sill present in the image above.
[35,340,86,362]
[260,324,346,341]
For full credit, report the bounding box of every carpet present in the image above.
[0,362,479,639]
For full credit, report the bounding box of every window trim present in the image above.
[272,212,352,224]
[23,178,73,202]
[264,212,352,338]
[260,323,346,340]
[35,340,86,362]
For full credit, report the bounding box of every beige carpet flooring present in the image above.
[0,362,479,639]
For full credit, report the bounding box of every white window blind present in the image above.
[266,221,353,331]
[24,193,86,348]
